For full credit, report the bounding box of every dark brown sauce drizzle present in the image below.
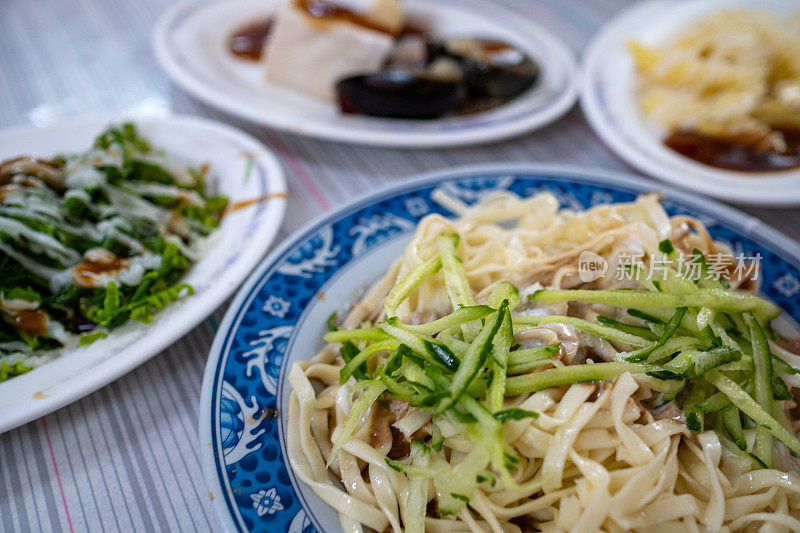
[228,0,399,61]
[11,310,49,337]
[296,0,396,36]
[72,256,127,287]
[229,20,273,61]
[0,184,18,202]
[482,41,513,53]
[0,156,58,184]
[223,192,288,216]
[397,23,427,38]
[664,128,800,172]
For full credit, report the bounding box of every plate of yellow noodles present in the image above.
[581,0,800,206]
[200,164,800,532]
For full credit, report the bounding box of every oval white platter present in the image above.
[581,0,800,207]
[152,0,578,148]
[0,114,287,433]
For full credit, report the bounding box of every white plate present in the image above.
[0,114,287,433]
[581,0,800,207]
[152,0,578,148]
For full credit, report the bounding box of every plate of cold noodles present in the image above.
[200,165,800,532]
[0,115,286,432]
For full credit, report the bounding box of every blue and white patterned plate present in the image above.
[199,164,800,532]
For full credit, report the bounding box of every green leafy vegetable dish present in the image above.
[286,191,800,531]
[0,123,227,381]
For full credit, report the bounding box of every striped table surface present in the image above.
[2,0,800,531]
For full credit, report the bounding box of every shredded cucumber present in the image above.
[505,362,649,396]
[438,233,481,342]
[721,405,746,450]
[513,315,649,346]
[683,379,708,433]
[715,416,765,469]
[339,339,399,384]
[324,327,390,344]
[487,305,513,413]
[705,370,800,455]
[437,303,505,413]
[384,253,442,318]
[488,281,520,311]
[659,346,741,378]
[625,307,686,362]
[530,288,781,321]
[750,315,774,467]
[401,306,494,335]
[438,233,474,309]
[402,440,431,533]
[380,323,458,371]
[597,316,657,339]
[697,391,733,414]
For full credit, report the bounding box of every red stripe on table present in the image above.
[567,112,598,139]
[41,417,74,533]
[261,128,331,211]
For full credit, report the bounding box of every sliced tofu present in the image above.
[263,0,401,101]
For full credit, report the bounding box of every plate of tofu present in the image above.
[153,0,578,148]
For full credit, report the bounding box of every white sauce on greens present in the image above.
[0,125,226,376]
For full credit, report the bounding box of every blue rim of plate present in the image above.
[199,164,800,533]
